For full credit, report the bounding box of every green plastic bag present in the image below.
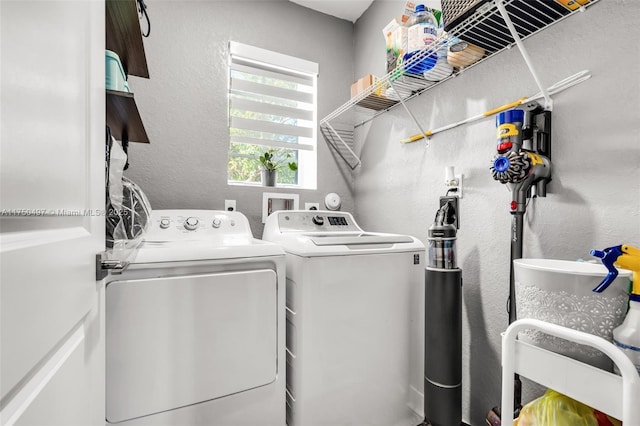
[515,389,601,426]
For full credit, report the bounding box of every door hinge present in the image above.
[96,252,129,281]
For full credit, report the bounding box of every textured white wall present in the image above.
[353,1,640,424]
[125,0,356,236]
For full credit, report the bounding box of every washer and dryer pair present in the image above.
[107,209,424,426]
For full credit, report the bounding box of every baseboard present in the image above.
[408,385,424,418]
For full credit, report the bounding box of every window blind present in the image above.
[229,42,317,152]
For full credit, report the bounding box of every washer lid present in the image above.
[129,239,284,263]
[307,233,413,246]
[277,232,423,256]
[262,210,424,256]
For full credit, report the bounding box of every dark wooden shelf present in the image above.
[106,90,149,144]
[106,0,149,79]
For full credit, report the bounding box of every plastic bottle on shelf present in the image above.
[405,4,438,75]
[613,295,640,375]
[610,245,640,374]
[591,244,640,375]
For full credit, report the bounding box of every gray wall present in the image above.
[125,0,355,236]
[352,1,640,424]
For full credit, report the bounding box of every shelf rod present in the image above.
[494,0,552,110]
[388,78,432,143]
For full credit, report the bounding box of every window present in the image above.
[228,41,318,189]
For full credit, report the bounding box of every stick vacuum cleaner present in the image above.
[486,102,552,423]
[422,201,463,426]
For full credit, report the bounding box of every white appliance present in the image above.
[262,210,425,426]
[106,210,286,426]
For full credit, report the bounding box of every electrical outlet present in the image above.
[439,196,459,229]
[305,202,320,211]
[225,200,236,212]
[445,175,463,198]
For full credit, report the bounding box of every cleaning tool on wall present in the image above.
[488,102,552,418]
[421,200,463,426]
[399,70,589,144]
[591,244,640,374]
[490,102,551,323]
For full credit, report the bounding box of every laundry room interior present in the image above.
[1,0,639,426]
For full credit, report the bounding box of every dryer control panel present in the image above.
[145,209,253,241]
[267,210,363,234]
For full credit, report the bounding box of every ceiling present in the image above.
[289,0,375,23]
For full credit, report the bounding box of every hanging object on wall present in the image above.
[488,102,552,420]
[399,70,590,144]
[324,193,341,211]
[489,103,552,231]
[136,0,151,37]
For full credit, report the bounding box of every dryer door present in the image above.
[106,269,277,423]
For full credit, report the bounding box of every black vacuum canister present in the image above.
[424,202,462,426]
[424,267,462,426]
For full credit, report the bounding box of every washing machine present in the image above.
[262,210,425,426]
[106,210,286,426]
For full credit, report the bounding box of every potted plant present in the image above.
[258,149,298,186]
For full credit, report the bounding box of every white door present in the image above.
[0,1,105,425]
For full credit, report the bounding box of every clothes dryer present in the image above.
[263,210,425,426]
[106,210,285,426]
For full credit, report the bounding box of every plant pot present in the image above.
[261,170,277,186]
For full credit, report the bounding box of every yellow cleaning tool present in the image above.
[400,97,527,144]
[399,69,591,144]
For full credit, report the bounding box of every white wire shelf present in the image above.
[321,0,601,169]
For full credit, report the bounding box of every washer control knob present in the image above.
[312,215,324,226]
[212,218,222,229]
[184,217,199,231]
[159,218,171,229]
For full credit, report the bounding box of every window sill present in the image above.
[227,181,315,191]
